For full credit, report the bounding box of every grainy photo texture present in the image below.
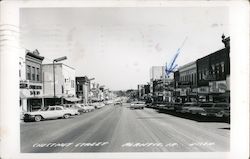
[19,7,230,153]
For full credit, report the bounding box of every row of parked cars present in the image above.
[147,102,230,119]
[23,102,108,122]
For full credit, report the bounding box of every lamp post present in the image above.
[53,56,67,105]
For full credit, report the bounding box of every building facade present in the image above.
[19,50,44,112]
[42,63,77,106]
[150,66,165,81]
[174,61,197,103]
[197,46,230,102]
[76,76,91,104]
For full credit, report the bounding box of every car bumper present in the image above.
[180,110,190,113]
[200,112,215,116]
[130,107,144,109]
[23,114,35,121]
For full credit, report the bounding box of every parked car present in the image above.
[79,104,95,112]
[200,103,230,117]
[173,102,183,112]
[90,102,105,109]
[104,100,114,105]
[23,106,77,122]
[130,101,145,109]
[63,104,81,115]
[215,107,230,118]
[114,101,122,106]
[180,102,201,114]
[161,103,175,110]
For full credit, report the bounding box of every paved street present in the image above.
[20,103,230,153]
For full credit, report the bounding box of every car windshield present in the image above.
[215,103,229,107]
[134,101,145,104]
[184,103,198,107]
[200,103,213,107]
[40,107,49,111]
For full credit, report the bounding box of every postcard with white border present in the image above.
[0,0,249,159]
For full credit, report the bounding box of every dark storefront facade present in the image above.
[196,36,230,102]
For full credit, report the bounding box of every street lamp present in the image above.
[53,56,67,105]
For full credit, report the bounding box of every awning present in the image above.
[64,97,81,102]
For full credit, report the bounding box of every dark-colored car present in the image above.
[180,102,201,114]
[114,101,122,106]
[173,102,184,112]
[199,103,230,117]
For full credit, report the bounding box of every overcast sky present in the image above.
[20,7,229,91]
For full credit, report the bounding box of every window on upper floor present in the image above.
[71,80,74,88]
[32,67,35,81]
[27,65,31,80]
[36,68,40,81]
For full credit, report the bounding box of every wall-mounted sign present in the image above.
[198,87,209,94]
[180,88,187,96]
[209,81,227,93]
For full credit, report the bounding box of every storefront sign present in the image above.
[180,88,186,96]
[198,87,209,94]
[209,81,227,93]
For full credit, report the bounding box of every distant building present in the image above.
[174,61,197,103]
[76,76,91,104]
[150,66,165,81]
[19,49,44,112]
[42,63,78,106]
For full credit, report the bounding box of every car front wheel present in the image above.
[34,115,42,122]
[63,114,70,119]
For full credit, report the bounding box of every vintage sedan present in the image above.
[200,103,230,117]
[215,107,230,118]
[79,104,95,112]
[180,102,201,114]
[130,101,146,109]
[23,106,78,122]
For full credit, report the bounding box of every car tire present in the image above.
[63,114,70,119]
[34,115,42,122]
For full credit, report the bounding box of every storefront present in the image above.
[209,80,230,103]
[20,80,44,112]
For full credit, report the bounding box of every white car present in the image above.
[23,106,78,122]
[78,104,95,113]
[90,102,105,109]
[130,101,146,109]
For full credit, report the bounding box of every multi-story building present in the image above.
[150,66,165,81]
[174,61,197,103]
[19,49,44,112]
[76,76,91,104]
[42,63,78,106]
[149,66,175,102]
[174,35,230,103]
[197,45,230,102]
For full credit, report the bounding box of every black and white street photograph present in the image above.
[18,7,231,153]
[1,1,249,158]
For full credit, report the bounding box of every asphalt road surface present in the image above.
[20,103,230,153]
